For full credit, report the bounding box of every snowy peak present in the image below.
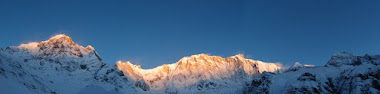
[18,34,94,57]
[326,52,357,67]
[42,34,76,46]
[326,52,380,67]
[116,53,284,90]
[327,52,380,67]
[0,35,135,94]
[293,62,315,67]
[176,54,246,68]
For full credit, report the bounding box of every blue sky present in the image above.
[1,0,380,68]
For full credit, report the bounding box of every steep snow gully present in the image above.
[0,34,379,94]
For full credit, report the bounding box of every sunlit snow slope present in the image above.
[116,54,284,92]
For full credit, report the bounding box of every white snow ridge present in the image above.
[0,34,379,94]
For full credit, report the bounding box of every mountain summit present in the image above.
[18,34,94,57]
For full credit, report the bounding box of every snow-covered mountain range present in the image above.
[0,34,379,94]
[117,54,282,93]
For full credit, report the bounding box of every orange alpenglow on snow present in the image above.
[17,34,285,91]
[116,54,283,90]
[18,34,94,57]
